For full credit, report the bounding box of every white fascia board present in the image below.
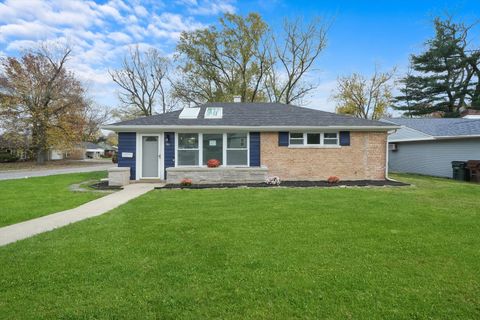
[101,125,400,132]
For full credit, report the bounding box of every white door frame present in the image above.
[136,133,164,180]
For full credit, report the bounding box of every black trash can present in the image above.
[451,161,468,181]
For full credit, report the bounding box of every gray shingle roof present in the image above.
[107,102,395,128]
[385,118,480,137]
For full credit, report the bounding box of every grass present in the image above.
[0,174,479,319]
[0,171,107,227]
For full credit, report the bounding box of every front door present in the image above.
[141,135,162,178]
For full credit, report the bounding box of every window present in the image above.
[289,132,339,146]
[176,132,249,167]
[226,133,248,165]
[323,133,338,145]
[289,133,304,145]
[307,133,320,145]
[203,133,223,165]
[177,133,199,165]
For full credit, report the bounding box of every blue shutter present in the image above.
[278,132,289,146]
[118,132,136,180]
[340,131,350,146]
[164,132,175,178]
[249,132,260,167]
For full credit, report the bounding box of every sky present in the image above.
[0,0,479,114]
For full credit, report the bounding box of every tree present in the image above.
[174,13,271,104]
[82,101,111,143]
[0,44,86,164]
[110,46,173,118]
[266,17,328,104]
[394,17,480,117]
[174,13,328,106]
[334,68,395,120]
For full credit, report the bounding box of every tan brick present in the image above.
[260,132,387,181]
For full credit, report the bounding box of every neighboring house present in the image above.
[48,149,65,160]
[386,118,480,178]
[84,142,105,159]
[103,102,398,183]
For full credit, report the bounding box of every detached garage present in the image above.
[385,118,480,178]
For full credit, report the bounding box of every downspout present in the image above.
[385,129,397,181]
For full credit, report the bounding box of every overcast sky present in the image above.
[1,0,479,113]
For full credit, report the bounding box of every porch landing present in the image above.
[166,166,268,184]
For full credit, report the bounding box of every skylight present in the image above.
[179,107,200,119]
[204,107,223,119]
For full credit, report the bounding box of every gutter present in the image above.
[389,134,480,143]
[101,124,401,132]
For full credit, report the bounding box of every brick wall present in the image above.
[260,131,387,180]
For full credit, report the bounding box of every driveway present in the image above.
[0,164,114,180]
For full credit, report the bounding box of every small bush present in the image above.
[0,152,19,163]
[111,153,118,164]
[327,176,340,184]
[265,176,281,186]
[180,178,193,186]
[207,159,221,168]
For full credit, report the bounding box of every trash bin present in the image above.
[466,160,480,183]
[451,161,468,181]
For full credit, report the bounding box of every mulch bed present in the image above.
[90,181,123,190]
[158,180,409,190]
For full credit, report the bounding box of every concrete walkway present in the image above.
[0,183,162,247]
[0,164,113,180]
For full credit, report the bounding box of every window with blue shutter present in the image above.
[164,132,175,178]
[339,131,350,146]
[249,132,260,166]
[278,132,289,146]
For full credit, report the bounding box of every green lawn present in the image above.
[0,174,479,319]
[0,171,107,227]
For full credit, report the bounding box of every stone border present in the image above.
[158,180,409,190]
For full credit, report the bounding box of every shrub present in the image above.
[327,176,340,184]
[0,152,19,163]
[180,178,192,186]
[207,159,221,168]
[265,176,281,186]
[111,153,118,164]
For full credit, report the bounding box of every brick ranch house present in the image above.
[103,102,399,183]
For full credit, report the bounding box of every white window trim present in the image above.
[175,132,250,167]
[175,132,201,167]
[226,132,250,167]
[288,132,340,148]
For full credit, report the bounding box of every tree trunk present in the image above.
[35,125,48,165]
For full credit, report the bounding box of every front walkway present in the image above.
[0,183,163,246]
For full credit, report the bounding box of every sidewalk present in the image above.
[0,183,162,246]
[0,164,113,180]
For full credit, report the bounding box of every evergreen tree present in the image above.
[394,17,480,117]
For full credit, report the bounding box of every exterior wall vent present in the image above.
[233,95,241,103]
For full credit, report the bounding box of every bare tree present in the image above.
[82,101,111,142]
[110,46,173,118]
[266,17,328,104]
[333,67,396,120]
[0,43,86,164]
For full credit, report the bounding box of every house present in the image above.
[83,142,105,159]
[386,118,480,177]
[102,102,399,183]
